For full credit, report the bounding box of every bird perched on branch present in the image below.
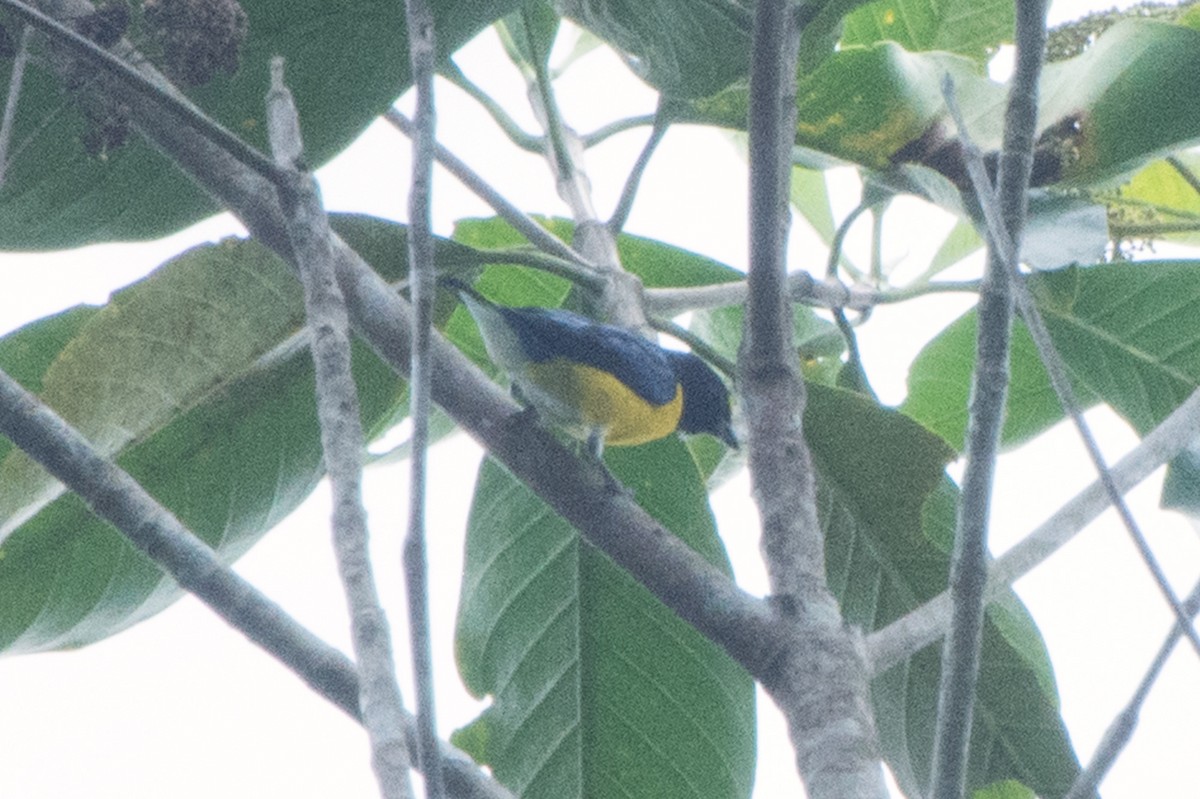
[446,278,737,454]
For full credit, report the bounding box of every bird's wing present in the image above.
[500,307,680,406]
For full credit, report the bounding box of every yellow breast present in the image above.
[523,359,684,446]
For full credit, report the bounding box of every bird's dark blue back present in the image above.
[498,306,679,406]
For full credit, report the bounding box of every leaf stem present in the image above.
[607,100,669,234]
[581,113,657,148]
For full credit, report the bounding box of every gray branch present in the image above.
[0,369,509,799]
[742,1,885,797]
[402,0,446,795]
[267,60,415,799]
[929,3,1047,795]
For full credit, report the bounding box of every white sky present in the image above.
[2,1,1199,797]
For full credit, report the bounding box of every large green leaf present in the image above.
[841,0,1014,64]
[686,41,998,170]
[0,0,518,250]
[0,342,401,653]
[818,421,1078,799]
[0,214,429,653]
[453,443,755,799]
[679,19,1200,204]
[0,237,307,539]
[555,0,753,98]
[904,260,1200,450]
[1043,20,1200,185]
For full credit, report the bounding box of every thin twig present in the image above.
[0,25,33,185]
[644,274,980,315]
[1166,154,1200,198]
[607,101,669,234]
[929,2,1047,796]
[824,202,874,392]
[823,201,870,279]
[581,113,656,148]
[523,6,574,186]
[267,59,414,799]
[1063,579,1200,799]
[869,200,887,285]
[382,108,596,277]
[947,53,1200,662]
[440,60,542,153]
[868,386,1200,673]
[871,280,982,303]
[402,0,446,795]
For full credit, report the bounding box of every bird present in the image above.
[446,278,737,454]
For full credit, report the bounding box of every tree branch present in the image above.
[929,4,1047,795]
[1063,578,1200,799]
[644,272,873,315]
[0,368,510,799]
[742,1,885,797]
[383,108,594,276]
[867,387,1200,675]
[401,0,446,795]
[607,101,669,234]
[267,57,414,799]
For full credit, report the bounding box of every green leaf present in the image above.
[807,387,1078,796]
[0,214,445,653]
[0,305,99,402]
[904,260,1200,451]
[924,217,983,279]
[0,0,519,250]
[847,479,1079,799]
[686,41,997,172]
[450,215,747,291]
[679,19,1200,211]
[496,0,561,75]
[0,237,307,539]
[1045,20,1200,184]
[557,0,753,99]
[0,337,404,653]
[841,0,1015,64]
[453,441,755,799]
